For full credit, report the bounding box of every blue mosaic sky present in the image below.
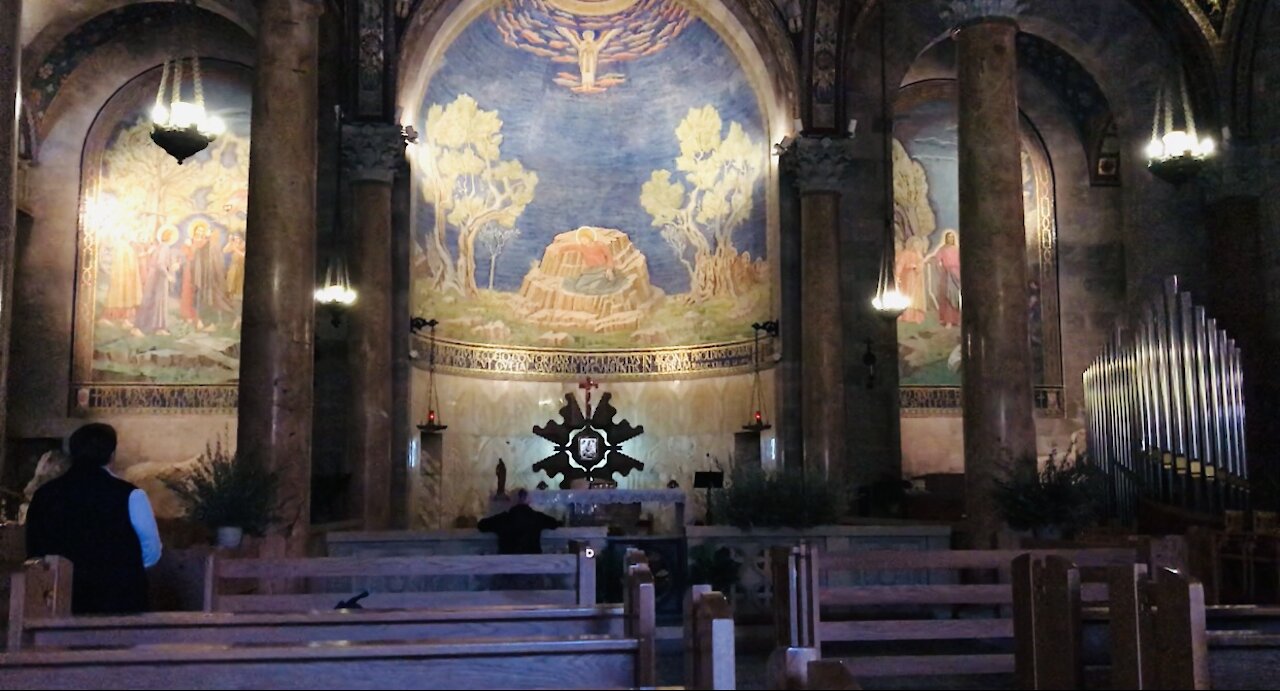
[417,13,769,294]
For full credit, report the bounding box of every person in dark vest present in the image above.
[478,488,561,555]
[26,423,163,614]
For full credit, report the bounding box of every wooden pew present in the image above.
[8,554,628,653]
[13,606,629,651]
[769,544,1139,687]
[1109,564,1210,690]
[6,555,71,651]
[1011,554,1082,689]
[0,637,649,689]
[0,573,747,691]
[2,555,662,690]
[1010,555,1211,690]
[684,585,736,690]
[203,543,597,612]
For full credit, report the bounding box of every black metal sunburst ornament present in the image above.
[532,378,645,489]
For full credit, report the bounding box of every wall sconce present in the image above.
[773,134,796,156]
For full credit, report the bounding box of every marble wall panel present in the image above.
[408,369,775,528]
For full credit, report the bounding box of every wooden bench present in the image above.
[0,637,651,689]
[769,544,1140,687]
[10,553,624,652]
[3,554,738,689]
[203,543,597,612]
[1014,555,1210,690]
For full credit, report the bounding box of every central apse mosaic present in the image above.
[411,0,772,376]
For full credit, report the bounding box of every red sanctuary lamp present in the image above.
[743,321,777,432]
[414,317,447,433]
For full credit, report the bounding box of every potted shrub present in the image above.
[709,466,843,530]
[163,440,278,548]
[992,451,1108,540]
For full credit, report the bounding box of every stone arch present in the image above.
[23,2,255,146]
[843,0,1217,142]
[845,0,1213,310]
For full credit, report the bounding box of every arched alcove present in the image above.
[395,0,797,526]
[72,60,253,410]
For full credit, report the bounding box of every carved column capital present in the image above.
[942,0,1027,29]
[342,122,409,183]
[784,136,857,193]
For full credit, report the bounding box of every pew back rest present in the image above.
[13,559,653,657]
[770,545,1140,679]
[204,546,597,613]
[7,556,72,651]
[0,637,644,690]
[684,587,736,690]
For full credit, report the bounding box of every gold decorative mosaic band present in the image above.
[411,336,774,381]
[901,386,1065,418]
[72,384,238,413]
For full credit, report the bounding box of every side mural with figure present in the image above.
[72,61,251,410]
[409,0,773,376]
[893,95,1061,390]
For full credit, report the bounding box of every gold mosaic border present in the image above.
[410,335,775,381]
[901,386,1065,418]
[72,384,238,414]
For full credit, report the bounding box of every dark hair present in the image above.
[515,488,530,504]
[68,423,118,468]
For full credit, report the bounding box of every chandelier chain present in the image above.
[155,61,170,112]
[192,56,205,109]
[1179,69,1196,140]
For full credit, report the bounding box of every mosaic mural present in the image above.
[73,63,251,409]
[411,0,772,370]
[893,96,1061,389]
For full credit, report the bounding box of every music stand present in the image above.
[693,471,724,524]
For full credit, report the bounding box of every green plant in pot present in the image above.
[710,466,843,530]
[163,439,278,548]
[992,450,1107,541]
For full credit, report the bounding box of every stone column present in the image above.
[788,137,856,489]
[0,0,20,478]
[238,0,321,556]
[950,3,1037,547]
[341,122,406,531]
[1202,145,1278,495]
[390,160,413,528]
